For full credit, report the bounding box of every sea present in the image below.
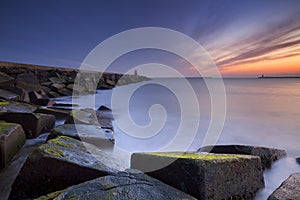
[1,77,299,199]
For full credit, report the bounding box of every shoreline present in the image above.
[0,62,299,199]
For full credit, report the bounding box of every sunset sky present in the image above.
[0,0,300,77]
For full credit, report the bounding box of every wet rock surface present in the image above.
[268,172,300,200]
[0,122,26,169]
[47,124,114,148]
[131,152,264,199]
[199,145,287,169]
[9,136,123,199]
[36,171,196,200]
[65,108,114,131]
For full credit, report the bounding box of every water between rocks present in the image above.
[1,78,299,199]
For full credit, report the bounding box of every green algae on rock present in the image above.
[0,112,55,138]
[0,100,37,113]
[131,152,264,199]
[35,171,196,200]
[0,122,26,169]
[9,136,124,199]
[199,145,287,169]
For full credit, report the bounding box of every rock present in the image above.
[0,89,20,100]
[131,152,264,199]
[0,112,55,138]
[28,91,54,106]
[47,124,114,148]
[66,84,74,90]
[36,171,196,200]
[34,107,70,118]
[48,91,60,98]
[0,86,27,101]
[9,136,122,199]
[71,84,86,94]
[48,76,66,84]
[0,101,37,113]
[0,122,26,169]
[40,81,53,87]
[51,83,65,91]
[65,108,114,130]
[268,173,300,200]
[57,88,72,96]
[97,105,114,119]
[199,145,287,169]
[0,72,15,86]
[31,98,55,106]
[65,108,98,125]
[296,157,300,165]
[16,73,41,91]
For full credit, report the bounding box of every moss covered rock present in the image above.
[0,112,55,138]
[47,124,114,148]
[36,171,196,200]
[9,136,124,199]
[268,173,300,200]
[131,152,264,199]
[65,108,113,131]
[0,100,37,113]
[199,145,287,169]
[0,122,26,169]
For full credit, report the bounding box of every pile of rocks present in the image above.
[0,61,149,105]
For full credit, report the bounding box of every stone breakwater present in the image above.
[0,61,149,104]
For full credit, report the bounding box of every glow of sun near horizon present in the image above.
[1,1,300,77]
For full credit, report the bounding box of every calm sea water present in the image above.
[72,77,300,199]
[1,78,299,199]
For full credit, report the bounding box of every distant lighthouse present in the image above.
[134,69,138,76]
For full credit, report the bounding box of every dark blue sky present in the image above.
[1,0,300,76]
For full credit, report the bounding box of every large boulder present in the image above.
[199,145,287,169]
[47,124,114,148]
[268,173,300,200]
[16,73,41,92]
[36,171,196,200]
[0,101,37,113]
[131,152,264,199]
[0,112,55,138]
[0,122,26,169]
[9,136,124,199]
[65,108,114,131]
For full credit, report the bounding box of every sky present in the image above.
[0,0,300,77]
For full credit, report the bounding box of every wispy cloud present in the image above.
[209,15,300,68]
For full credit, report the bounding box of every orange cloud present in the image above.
[220,54,300,76]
